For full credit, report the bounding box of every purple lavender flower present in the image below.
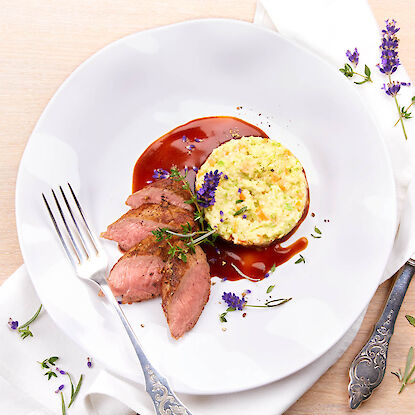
[238,188,242,194]
[87,357,93,368]
[382,81,411,96]
[186,145,195,151]
[192,166,199,172]
[222,292,246,310]
[182,135,188,142]
[346,48,359,66]
[55,367,66,375]
[224,175,228,180]
[220,211,224,216]
[242,214,247,219]
[55,385,65,394]
[196,170,222,208]
[153,168,170,180]
[220,219,224,222]
[378,19,400,75]
[8,318,18,330]
[194,138,202,142]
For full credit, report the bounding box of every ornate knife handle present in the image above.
[348,261,415,409]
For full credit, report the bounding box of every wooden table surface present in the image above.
[1,1,414,413]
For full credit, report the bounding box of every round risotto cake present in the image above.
[195,136,309,246]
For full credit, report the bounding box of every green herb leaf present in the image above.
[68,374,83,408]
[403,347,413,382]
[18,304,42,331]
[270,263,276,273]
[246,297,292,308]
[394,347,415,393]
[234,206,248,216]
[67,373,75,399]
[295,254,305,264]
[391,370,403,382]
[406,315,415,327]
[314,226,322,235]
[364,64,371,77]
[48,356,59,365]
[219,312,227,323]
[226,307,236,312]
[45,371,57,380]
[267,285,275,294]
[265,298,292,307]
[235,199,244,204]
[412,96,415,102]
[61,392,66,415]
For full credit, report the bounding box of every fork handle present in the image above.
[99,281,192,415]
[348,261,415,409]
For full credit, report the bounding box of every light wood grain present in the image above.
[1,1,414,413]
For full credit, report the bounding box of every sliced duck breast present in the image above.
[126,178,193,212]
[107,237,170,303]
[161,244,211,339]
[101,203,195,251]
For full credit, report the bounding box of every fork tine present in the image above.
[42,193,77,268]
[67,183,99,253]
[51,189,83,263]
[59,185,90,259]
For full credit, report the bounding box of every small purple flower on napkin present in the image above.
[346,48,359,66]
[8,318,18,330]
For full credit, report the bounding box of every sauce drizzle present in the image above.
[133,116,308,281]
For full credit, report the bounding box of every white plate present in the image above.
[16,19,397,395]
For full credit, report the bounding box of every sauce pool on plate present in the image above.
[132,116,308,281]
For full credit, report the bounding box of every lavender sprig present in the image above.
[196,170,222,208]
[378,19,412,140]
[151,166,220,262]
[220,291,292,322]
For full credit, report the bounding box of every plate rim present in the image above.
[15,17,397,394]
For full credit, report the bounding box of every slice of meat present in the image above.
[161,244,211,339]
[126,178,193,212]
[107,237,171,303]
[101,203,195,251]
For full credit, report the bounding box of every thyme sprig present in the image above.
[169,166,205,230]
[152,225,217,263]
[152,166,219,262]
[8,304,43,339]
[339,63,372,85]
[37,355,84,414]
[395,97,415,125]
[392,346,415,393]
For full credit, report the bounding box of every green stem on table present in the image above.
[18,304,42,331]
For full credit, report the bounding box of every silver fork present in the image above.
[42,183,192,415]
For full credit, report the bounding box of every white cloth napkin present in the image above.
[1,0,415,414]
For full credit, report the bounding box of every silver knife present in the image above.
[348,258,415,409]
